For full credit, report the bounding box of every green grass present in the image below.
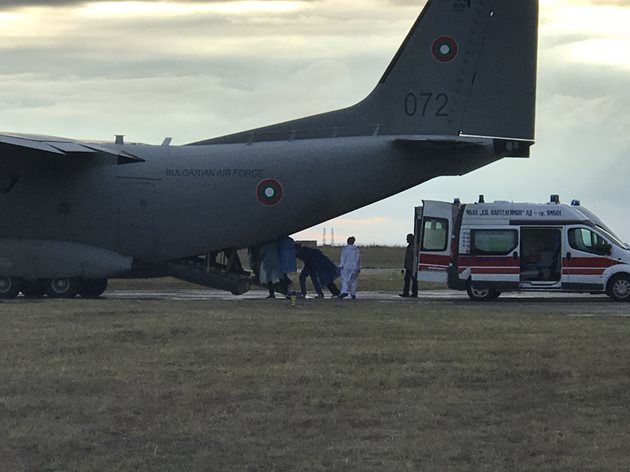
[1,299,630,471]
[317,245,406,269]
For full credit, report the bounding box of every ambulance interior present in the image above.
[520,228,562,283]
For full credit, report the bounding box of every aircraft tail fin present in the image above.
[370,0,538,141]
[193,0,538,147]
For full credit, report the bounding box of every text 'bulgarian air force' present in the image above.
[165,168,264,178]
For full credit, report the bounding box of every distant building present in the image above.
[295,240,318,248]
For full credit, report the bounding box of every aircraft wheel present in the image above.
[466,282,499,301]
[20,279,44,298]
[607,274,630,301]
[78,278,108,299]
[0,276,21,299]
[44,277,79,299]
[230,278,251,296]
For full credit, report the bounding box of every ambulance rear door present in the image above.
[416,201,456,284]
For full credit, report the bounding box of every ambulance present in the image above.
[415,196,630,301]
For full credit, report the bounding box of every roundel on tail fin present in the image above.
[432,36,458,63]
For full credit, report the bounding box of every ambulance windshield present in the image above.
[580,207,628,248]
[595,225,628,250]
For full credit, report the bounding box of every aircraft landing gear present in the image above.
[78,278,108,299]
[43,277,80,299]
[20,279,45,298]
[0,276,21,299]
[1,276,109,299]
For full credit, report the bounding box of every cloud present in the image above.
[0,0,79,5]
[329,217,388,227]
[1,0,630,244]
[0,0,322,8]
[574,0,630,5]
[0,0,411,143]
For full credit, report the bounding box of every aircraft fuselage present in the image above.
[2,137,497,267]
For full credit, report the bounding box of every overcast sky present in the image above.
[1,0,629,245]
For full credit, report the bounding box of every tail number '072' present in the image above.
[405,92,449,118]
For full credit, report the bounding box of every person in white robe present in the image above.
[339,236,361,299]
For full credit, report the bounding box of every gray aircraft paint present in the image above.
[0,0,538,292]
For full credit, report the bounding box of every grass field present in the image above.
[2,298,630,471]
[317,245,405,269]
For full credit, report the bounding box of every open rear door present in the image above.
[416,200,456,284]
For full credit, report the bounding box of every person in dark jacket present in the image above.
[400,233,418,297]
[295,244,341,298]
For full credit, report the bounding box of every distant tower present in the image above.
[323,228,327,246]
[331,228,335,246]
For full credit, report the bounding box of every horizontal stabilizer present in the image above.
[394,136,489,151]
[394,135,533,158]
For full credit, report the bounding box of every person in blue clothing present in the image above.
[277,235,297,295]
[295,244,341,298]
[259,240,282,298]
[339,236,361,299]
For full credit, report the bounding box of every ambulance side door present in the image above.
[416,201,454,284]
[464,226,521,290]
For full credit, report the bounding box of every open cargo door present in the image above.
[416,200,456,284]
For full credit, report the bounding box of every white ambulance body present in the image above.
[415,197,630,301]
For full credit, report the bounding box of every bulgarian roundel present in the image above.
[432,36,458,63]
[256,179,284,206]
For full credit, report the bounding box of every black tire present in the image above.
[230,278,251,296]
[0,276,21,300]
[466,282,499,301]
[607,274,630,301]
[44,277,79,299]
[20,279,44,298]
[489,290,502,300]
[78,278,108,299]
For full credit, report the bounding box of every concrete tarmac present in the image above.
[102,289,630,317]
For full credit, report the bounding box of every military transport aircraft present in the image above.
[0,0,538,298]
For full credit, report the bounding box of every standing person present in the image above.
[339,236,361,299]
[259,240,282,298]
[295,244,341,298]
[400,233,418,298]
[277,235,297,295]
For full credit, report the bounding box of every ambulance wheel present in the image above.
[78,278,108,299]
[466,283,499,302]
[607,274,630,301]
[0,276,21,299]
[20,279,44,298]
[489,290,501,300]
[44,277,79,299]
